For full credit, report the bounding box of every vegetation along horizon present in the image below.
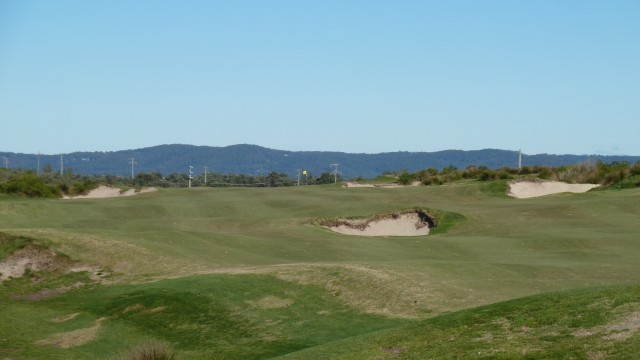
[0,160,639,359]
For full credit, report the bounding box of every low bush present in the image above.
[117,341,176,360]
[0,175,60,198]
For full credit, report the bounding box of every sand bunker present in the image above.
[344,182,375,188]
[0,246,60,282]
[508,180,600,199]
[344,181,421,188]
[63,186,157,199]
[324,210,435,237]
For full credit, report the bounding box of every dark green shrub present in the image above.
[0,175,60,198]
[397,172,415,185]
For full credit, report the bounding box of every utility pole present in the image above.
[518,149,522,170]
[37,152,41,175]
[60,154,64,175]
[331,163,339,184]
[297,169,301,186]
[204,166,208,185]
[188,165,193,188]
[2,156,8,169]
[129,158,137,179]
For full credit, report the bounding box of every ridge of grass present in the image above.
[280,285,640,359]
[1,274,408,359]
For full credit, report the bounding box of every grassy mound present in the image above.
[281,285,640,359]
[0,274,408,359]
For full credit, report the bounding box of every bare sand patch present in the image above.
[63,186,157,199]
[508,180,599,199]
[0,246,62,282]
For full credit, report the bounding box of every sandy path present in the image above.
[508,180,599,199]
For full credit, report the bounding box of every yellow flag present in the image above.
[303,170,307,175]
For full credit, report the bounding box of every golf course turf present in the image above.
[1,181,639,358]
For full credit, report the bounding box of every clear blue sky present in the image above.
[1,1,639,155]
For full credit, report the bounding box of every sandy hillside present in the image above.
[329,213,430,237]
[64,186,157,199]
[508,180,600,199]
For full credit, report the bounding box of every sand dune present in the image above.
[508,180,599,199]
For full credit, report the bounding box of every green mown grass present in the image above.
[1,274,407,359]
[280,285,640,359]
[0,182,639,358]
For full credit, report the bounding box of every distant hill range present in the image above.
[1,144,639,179]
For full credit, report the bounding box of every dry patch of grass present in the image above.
[35,317,107,349]
[269,263,438,319]
[5,229,202,282]
[574,310,640,341]
[247,295,293,309]
[123,304,168,314]
[50,312,81,323]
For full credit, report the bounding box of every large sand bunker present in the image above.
[508,180,600,199]
[63,186,157,199]
[321,210,436,237]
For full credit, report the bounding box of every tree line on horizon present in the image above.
[0,168,343,198]
[1,160,639,198]
[389,160,640,189]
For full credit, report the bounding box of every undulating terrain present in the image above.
[1,181,639,358]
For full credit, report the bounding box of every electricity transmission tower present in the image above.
[129,158,137,179]
[330,163,340,184]
[60,154,64,175]
[37,152,41,175]
[2,156,8,169]
[188,165,194,188]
